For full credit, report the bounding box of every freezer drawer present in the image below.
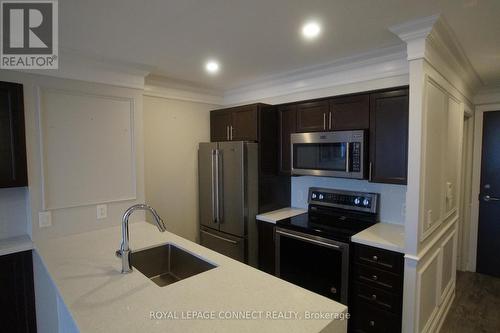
[200,226,245,262]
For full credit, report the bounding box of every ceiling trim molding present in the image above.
[389,15,482,98]
[18,49,153,90]
[144,76,223,105]
[223,45,409,105]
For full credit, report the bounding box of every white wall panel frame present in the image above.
[36,87,137,210]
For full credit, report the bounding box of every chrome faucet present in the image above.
[116,204,166,273]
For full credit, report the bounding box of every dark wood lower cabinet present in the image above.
[257,220,275,275]
[0,250,37,333]
[349,244,404,333]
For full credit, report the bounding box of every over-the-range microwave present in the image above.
[290,130,366,179]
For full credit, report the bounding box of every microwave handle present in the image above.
[345,142,350,173]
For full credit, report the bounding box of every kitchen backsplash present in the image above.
[291,176,407,225]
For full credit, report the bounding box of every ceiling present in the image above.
[60,0,500,90]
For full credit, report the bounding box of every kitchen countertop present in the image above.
[351,223,405,253]
[256,207,307,224]
[36,223,347,333]
[0,234,33,256]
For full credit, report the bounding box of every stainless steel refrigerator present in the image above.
[198,141,258,267]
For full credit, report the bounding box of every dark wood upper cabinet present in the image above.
[278,104,297,175]
[369,89,409,185]
[210,110,231,142]
[329,94,369,130]
[296,100,329,132]
[230,105,258,141]
[0,81,27,188]
[0,251,37,333]
[210,104,260,142]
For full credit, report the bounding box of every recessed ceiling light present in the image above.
[301,21,321,39]
[205,60,220,74]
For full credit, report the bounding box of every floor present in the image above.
[441,271,500,333]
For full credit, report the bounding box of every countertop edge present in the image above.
[350,237,405,254]
[0,234,34,256]
[256,207,307,224]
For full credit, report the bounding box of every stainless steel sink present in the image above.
[130,243,217,287]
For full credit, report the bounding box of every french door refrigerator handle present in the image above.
[214,149,220,223]
[211,149,217,223]
[217,150,224,223]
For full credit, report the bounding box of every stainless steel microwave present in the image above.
[290,130,366,179]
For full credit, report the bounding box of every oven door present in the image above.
[290,131,365,179]
[275,227,349,305]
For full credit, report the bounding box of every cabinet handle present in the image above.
[369,320,376,327]
[371,294,377,300]
[230,125,234,140]
[372,255,378,261]
[369,162,373,181]
[226,126,230,141]
[329,112,332,129]
[372,275,378,281]
[323,113,326,130]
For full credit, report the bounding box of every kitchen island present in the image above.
[35,222,347,333]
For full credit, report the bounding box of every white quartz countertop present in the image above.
[351,223,405,253]
[256,207,307,224]
[36,223,347,333]
[0,234,33,256]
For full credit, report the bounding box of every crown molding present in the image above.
[144,75,223,105]
[17,49,153,90]
[390,15,482,99]
[223,45,408,105]
[389,15,439,60]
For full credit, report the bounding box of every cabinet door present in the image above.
[0,251,37,333]
[330,94,369,130]
[296,101,328,132]
[230,105,258,141]
[278,105,296,174]
[369,89,409,185]
[0,81,27,188]
[210,110,231,141]
[257,220,276,275]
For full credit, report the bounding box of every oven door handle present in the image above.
[276,229,341,249]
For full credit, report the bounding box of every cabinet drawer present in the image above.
[353,264,402,293]
[353,282,401,314]
[350,300,400,333]
[354,244,403,274]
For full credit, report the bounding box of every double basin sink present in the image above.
[130,243,217,287]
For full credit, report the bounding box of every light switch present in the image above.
[97,204,107,220]
[39,211,52,228]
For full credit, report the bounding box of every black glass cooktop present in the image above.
[276,205,377,242]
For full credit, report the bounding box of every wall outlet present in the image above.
[39,211,52,228]
[97,204,108,220]
[426,210,433,228]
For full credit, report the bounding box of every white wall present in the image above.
[0,69,146,243]
[143,95,219,242]
[0,187,29,238]
[292,177,406,224]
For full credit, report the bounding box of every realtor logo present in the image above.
[1,0,58,69]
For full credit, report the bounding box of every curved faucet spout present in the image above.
[117,204,166,273]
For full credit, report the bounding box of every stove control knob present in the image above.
[354,197,361,205]
[312,193,317,199]
[318,194,324,200]
[363,198,370,207]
